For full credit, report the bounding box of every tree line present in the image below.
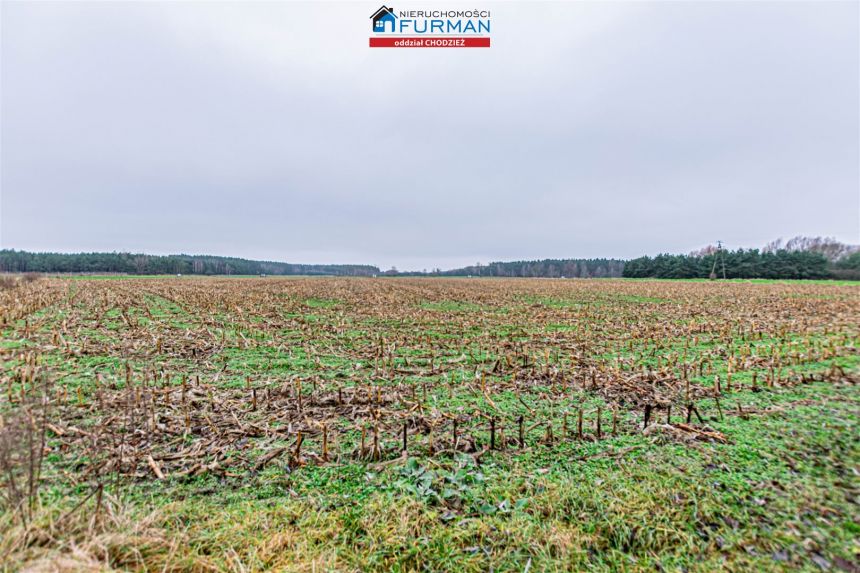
[623,236,860,280]
[439,259,626,278]
[622,249,832,279]
[0,250,380,277]
[2,236,857,280]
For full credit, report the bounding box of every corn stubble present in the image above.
[0,276,857,483]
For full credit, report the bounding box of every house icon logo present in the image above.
[367,5,492,48]
[371,5,396,33]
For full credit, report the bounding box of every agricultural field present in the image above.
[1,276,858,572]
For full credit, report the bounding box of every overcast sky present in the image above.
[1,1,858,271]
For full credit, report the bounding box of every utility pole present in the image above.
[710,240,727,280]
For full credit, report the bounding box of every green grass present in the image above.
[3,278,858,571]
[31,380,854,572]
[304,298,341,309]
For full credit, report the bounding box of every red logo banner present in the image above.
[369,37,490,48]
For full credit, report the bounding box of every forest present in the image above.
[623,238,860,280]
[439,258,625,278]
[622,249,830,279]
[1,236,857,280]
[0,250,379,277]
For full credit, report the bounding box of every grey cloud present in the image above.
[1,1,857,270]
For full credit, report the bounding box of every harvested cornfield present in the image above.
[1,276,858,572]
